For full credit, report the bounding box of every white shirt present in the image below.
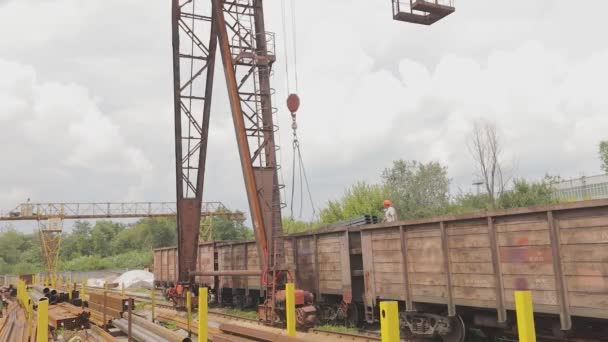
[383,206,397,223]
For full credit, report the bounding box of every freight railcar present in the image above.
[154,199,608,341]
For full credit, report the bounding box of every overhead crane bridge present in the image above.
[0,201,244,282]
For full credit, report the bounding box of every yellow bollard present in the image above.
[68,282,72,301]
[380,301,400,342]
[515,291,536,342]
[121,282,125,297]
[198,287,208,342]
[151,287,156,322]
[51,274,56,288]
[187,290,192,336]
[37,298,49,342]
[285,283,296,336]
[81,280,86,300]
[57,275,62,288]
[27,299,33,339]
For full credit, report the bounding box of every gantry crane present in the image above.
[0,201,243,282]
[170,0,454,323]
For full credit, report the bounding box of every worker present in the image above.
[382,200,397,223]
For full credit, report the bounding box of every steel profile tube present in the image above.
[112,318,165,342]
[130,315,184,341]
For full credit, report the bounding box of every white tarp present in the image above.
[112,270,154,289]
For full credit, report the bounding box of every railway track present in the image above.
[82,288,392,341]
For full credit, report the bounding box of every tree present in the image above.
[90,221,125,257]
[600,141,608,173]
[498,176,559,208]
[382,160,451,219]
[210,217,253,241]
[468,120,509,208]
[319,181,386,224]
[282,218,317,234]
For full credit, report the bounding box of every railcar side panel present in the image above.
[558,207,608,319]
[196,243,215,286]
[246,243,261,289]
[406,225,446,303]
[447,219,497,309]
[294,236,316,294]
[317,233,343,294]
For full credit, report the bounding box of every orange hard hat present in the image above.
[383,200,391,207]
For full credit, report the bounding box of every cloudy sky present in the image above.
[1,0,607,228]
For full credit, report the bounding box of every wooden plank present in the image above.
[451,274,495,288]
[568,292,608,310]
[561,243,608,262]
[499,246,553,264]
[558,216,608,229]
[409,272,446,286]
[440,222,455,316]
[495,221,548,233]
[318,272,342,281]
[374,283,406,298]
[548,211,571,330]
[411,284,446,298]
[319,280,342,290]
[449,247,492,263]
[503,275,556,291]
[372,250,402,263]
[453,286,497,301]
[446,225,488,236]
[406,237,442,250]
[373,263,402,272]
[407,249,444,265]
[501,262,554,275]
[318,251,340,263]
[318,262,342,271]
[505,289,558,305]
[361,231,376,307]
[450,262,494,275]
[448,234,490,248]
[317,244,341,253]
[408,261,444,273]
[371,239,401,251]
[563,262,608,276]
[406,228,441,238]
[400,226,412,311]
[498,230,550,246]
[566,276,608,293]
[560,226,608,244]
[317,234,342,244]
[371,231,400,241]
[374,272,404,285]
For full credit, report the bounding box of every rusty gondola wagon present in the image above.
[154,199,608,341]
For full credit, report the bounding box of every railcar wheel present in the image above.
[441,315,466,342]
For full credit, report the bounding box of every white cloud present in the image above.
[1,0,608,223]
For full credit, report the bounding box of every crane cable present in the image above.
[282,0,316,221]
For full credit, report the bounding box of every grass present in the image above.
[161,321,178,330]
[221,308,259,320]
[316,324,359,334]
[134,301,147,311]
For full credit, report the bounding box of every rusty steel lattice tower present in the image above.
[172,0,282,286]
[39,217,63,279]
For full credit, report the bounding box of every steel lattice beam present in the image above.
[172,0,284,286]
